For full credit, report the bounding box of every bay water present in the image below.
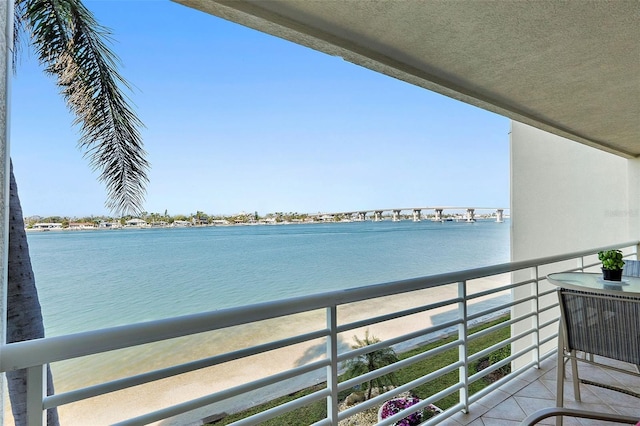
[25,219,510,424]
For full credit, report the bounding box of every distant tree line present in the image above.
[22,211,319,228]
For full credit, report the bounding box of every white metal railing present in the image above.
[2,241,638,426]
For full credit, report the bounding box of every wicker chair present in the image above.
[554,288,640,425]
[623,259,640,277]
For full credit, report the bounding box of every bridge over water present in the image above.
[313,207,508,223]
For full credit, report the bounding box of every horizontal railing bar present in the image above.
[466,281,523,300]
[511,277,538,287]
[338,338,462,391]
[540,333,558,347]
[4,241,636,371]
[467,295,534,322]
[539,302,559,315]
[468,329,535,363]
[337,318,463,363]
[336,297,462,334]
[45,329,330,408]
[229,388,330,426]
[539,317,559,330]
[467,304,510,322]
[538,287,557,297]
[468,311,535,342]
[110,359,330,426]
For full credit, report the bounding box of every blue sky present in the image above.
[11,0,509,218]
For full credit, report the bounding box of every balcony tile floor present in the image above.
[440,355,640,426]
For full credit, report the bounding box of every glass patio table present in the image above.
[547,272,640,297]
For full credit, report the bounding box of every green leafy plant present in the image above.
[598,250,625,270]
[343,330,400,400]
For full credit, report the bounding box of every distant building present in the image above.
[98,221,121,229]
[124,218,148,228]
[31,223,63,230]
[172,220,192,227]
[68,222,96,230]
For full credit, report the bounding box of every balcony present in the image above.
[448,355,640,426]
[1,241,638,426]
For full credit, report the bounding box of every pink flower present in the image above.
[380,397,423,426]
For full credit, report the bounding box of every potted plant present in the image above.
[598,249,625,281]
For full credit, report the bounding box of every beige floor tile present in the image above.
[513,396,555,416]
[448,404,489,425]
[435,417,463,426]
[515,380,556,400]
[482,397,527,422]
[496,378,530,395]
[472,389,511,409]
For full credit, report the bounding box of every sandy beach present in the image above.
[4,274,510,425]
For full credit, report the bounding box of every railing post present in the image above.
[458,281,469,413]
[26,365,46,426]
[326,306,339,425]
[534,266,540,368]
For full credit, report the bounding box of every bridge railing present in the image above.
[2,241,638,426]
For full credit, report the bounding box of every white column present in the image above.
[434,209,443,221]
[496,209,504,223]
[392,210,401,222]
[412,209,421,222]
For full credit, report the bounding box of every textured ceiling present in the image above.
[175,0,640,158]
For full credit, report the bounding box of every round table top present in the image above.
[547,272,640,297]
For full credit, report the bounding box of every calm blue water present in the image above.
[22,220,510,423]
[27,220,510,337]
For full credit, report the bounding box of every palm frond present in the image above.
[13,0,25,73]
[21,0,148,215]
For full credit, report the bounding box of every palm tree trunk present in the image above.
[6,162,59,426]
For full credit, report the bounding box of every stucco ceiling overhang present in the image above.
[175,0,640,158]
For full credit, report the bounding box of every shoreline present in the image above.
[25,217,509,233]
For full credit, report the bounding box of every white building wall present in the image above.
[510,121,638,368]
[511,122,631,258]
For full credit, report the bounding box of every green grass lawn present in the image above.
[210,314,510,425]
